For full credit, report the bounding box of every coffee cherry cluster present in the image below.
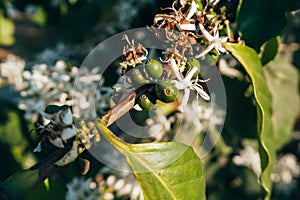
[126,59,163,85]
[123,59,179,111]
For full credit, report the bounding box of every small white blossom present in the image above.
[271,154,300,196]
[218,58,243,80]
[146,111,175,141]
[196,24,228,58]
[272,154,300,184]
[170,58,210,112]
[174,98,224,146]
[0,55,25,90]
[78,166,145,200]
[233,146,261,176]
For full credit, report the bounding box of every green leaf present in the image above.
[260,37,280,66]
[263,56,300,149]
[223,43,274,199]
[0,10,15,46]
[236,0,300,51]
[25,178,66,200]
[222,77,258,143]
[0,170,39,199]
[98,123,206,200]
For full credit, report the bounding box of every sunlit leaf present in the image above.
[0,10,15,46]
[263,56,300,149]
[98,123,206,200]
[28,6,47,26]
[224,43,274,199]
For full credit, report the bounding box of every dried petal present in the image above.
[55,141,79,166]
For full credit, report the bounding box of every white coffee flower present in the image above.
[233,146,261,176]
[196,24,228,58]
[170,58,210,112]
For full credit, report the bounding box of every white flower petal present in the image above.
[133,104,143,111]
[193,85,210,101]
[172,80,185,90]
[170,58,184,81]
[185,66,198,82]
[186,0,197,20]
[114,179,125,191]
[33,141,42,152]
[62,108,73,126]
[178,23,196,31]
[179,88,190,112]
[61,125,77,142]
[49,137,64,148]
[199,24,214,42]
[195,45,214,58]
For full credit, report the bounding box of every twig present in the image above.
[99,92,137,126]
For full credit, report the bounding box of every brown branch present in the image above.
[99,92,137,127]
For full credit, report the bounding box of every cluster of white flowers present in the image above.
[147,99,224,142]
[232,146,262,176]
[272,154,300,184]
[146,111,175,141]
[18,60,75,121]
[66,177,101,200]
[72,66,114,120]
[66,167,143,200]
[0,55,113,122]
[271,153,300,196]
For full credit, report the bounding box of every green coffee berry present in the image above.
[131,67,149,84]
[155,80,178,103]
[138,93,155,110]
[145,59,163,79]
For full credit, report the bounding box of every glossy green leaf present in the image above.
[0,170,39,199]
[263,56,300,149]
[25,178,66,200]
[260,37,280,66]
[98,123,206,200]
[224,43,274,199]
[236,0,300,51]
